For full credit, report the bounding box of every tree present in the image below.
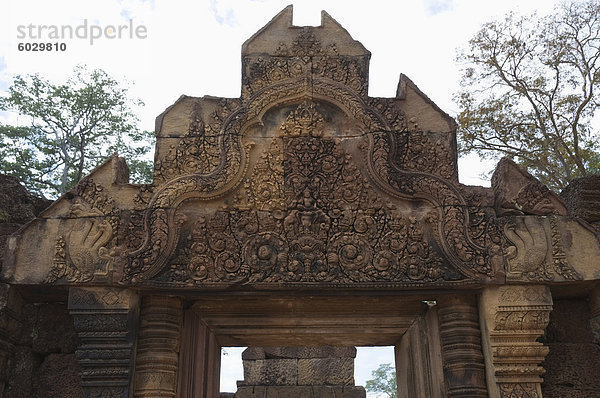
[0,66,154,198]
[455,0,600,191]
[365,363,397,398]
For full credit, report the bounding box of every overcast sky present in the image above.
[1,0,564,395]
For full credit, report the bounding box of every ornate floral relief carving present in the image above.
[365,98,407,133]
[287,30,324,57]
[234,138,285,211]
[367,129,456,187]
[123,98,253,283]
[123,208,186,284]
[141,102,479,287]
[122,18,504,287]
[160,209,466,287]
[244,29,368,98]
[280,100,325,137]
[243,58,310,97]
[154,99,243,186]
[121,88,505,286]
[498,383,540,398]
[363,128,506,280]
[46,180,118,283]
[391,131,456,180]
[503,216,581,282]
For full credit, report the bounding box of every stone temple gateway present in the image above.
[1,6,600,398]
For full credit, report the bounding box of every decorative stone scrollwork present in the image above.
[235,138,284,211]
[365,129,504,281]
[243,28,368,98]
[31,10,512,288]
[153,99,243,186]
[280,100,325,137]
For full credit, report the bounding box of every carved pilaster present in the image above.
[68,287,139,398]
[0,283,22,398]
[437,295,488,398]
[479,285,553,398]
[591,286,600,344]
[133,296,182,398]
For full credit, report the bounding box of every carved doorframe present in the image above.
[167,293,487,398]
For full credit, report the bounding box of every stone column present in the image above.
[68,287,139,398]
[479,285,553,398]
[176,309,221,398]
[0,283,22,398]
[133,296,182,398]
[437,295,488,398]
[591,286,600,344]
[395,307,445,398]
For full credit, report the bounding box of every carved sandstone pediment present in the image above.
[3,6,599,290]
[119,96,501,288]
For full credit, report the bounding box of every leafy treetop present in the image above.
[365,363,397,398]
[456,0,600,191]
[0,66,154,198]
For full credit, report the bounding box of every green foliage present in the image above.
[456,0,600,191]
[365,363,397,398]
[0,66,154,198]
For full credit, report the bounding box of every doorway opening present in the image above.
[218,346,397,396]
[179,294,439,398]
[220,347,245,394]
[356,346,397,398]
